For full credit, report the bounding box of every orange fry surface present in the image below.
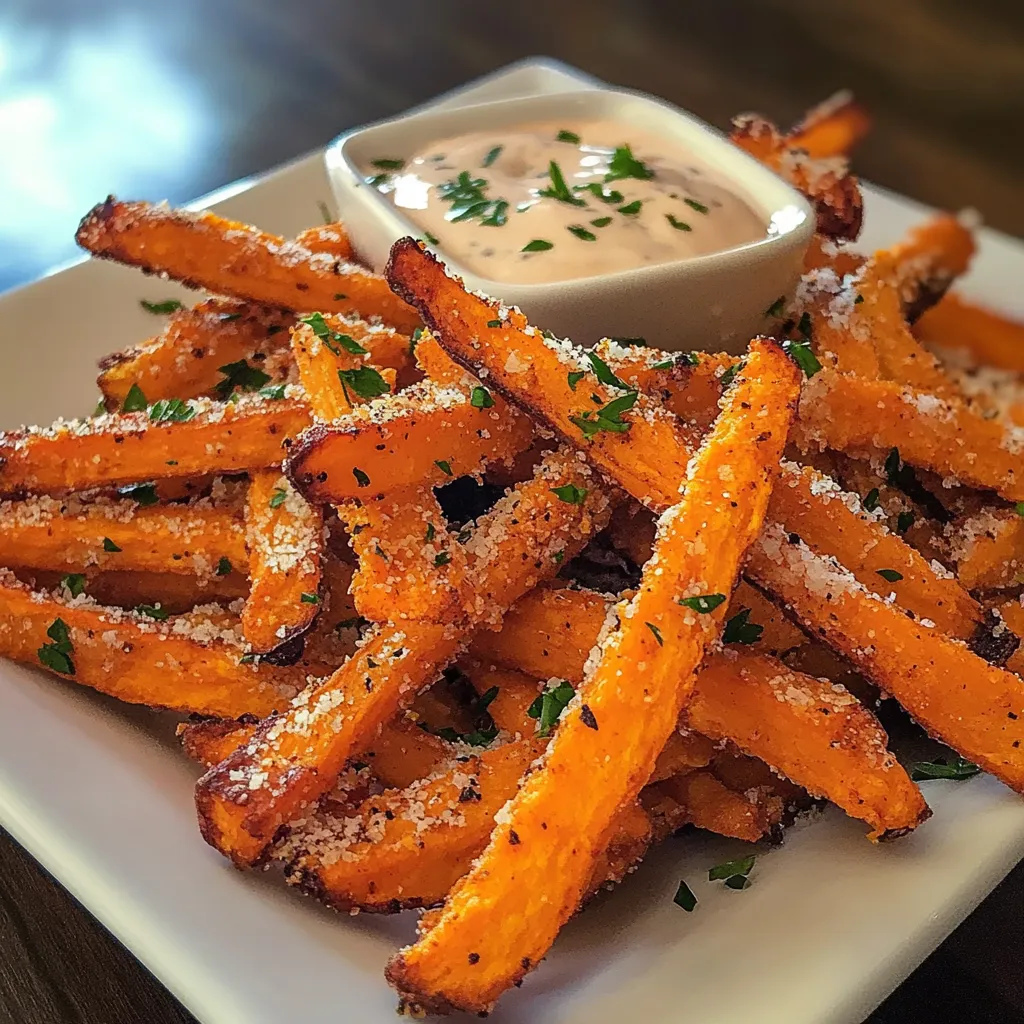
[948,508,1024,591]
[916,293,1024,375]
[787,91,872,158]
[75,198,420,330]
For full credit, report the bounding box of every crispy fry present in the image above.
[0,392,311,497]
[0,494,246,577]
[75,198,420,330]
[292,223,353,261]
[795,368,1024,502]
[0,570,297,716]
[195,450,613,865]
[241,472,324,653]
[916,293,1024,375]
[286,378,534,504]
[98,299,294,409]
[947,508,1024,591]
[73,567,249,612]
[750,523,1024,791]
[787,91,872,158]
[996,598,1024,678]
[385,341,797,1015]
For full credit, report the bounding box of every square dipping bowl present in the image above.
[326,88,814,353]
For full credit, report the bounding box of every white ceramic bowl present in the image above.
[325,88,814,352]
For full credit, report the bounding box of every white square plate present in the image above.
[1,58,1023,1024]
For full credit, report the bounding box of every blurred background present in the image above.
[1,0,1022,295]
[1,1,1023,1023]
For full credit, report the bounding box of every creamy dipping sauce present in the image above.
[363,120,767,284]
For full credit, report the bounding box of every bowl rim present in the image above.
[325,86,814,296]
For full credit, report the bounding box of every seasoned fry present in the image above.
[286,378,534,504]
[73,567,249,612]
[292,223,353,261]
[916,293,1024,375]
[750,524,1024,791]
[98,299,294,409]
[795,368,1024,501]
[195,450,613,865]
[241,472,324,653]
[947,508,1024,591]
[0,392,311,497]
[385,341,797,1015]
[75,198,420,330]
[0,570,297,716]
[787,91,871,158]
[0,494,246,577]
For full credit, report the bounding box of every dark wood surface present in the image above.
[1,1,1023,1021]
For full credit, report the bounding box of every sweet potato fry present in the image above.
[948,508,1024,591]
[686,651,929,838]
[795,368,1024,501]
[384,341,797,1015]
[916,293,1024,375]
[995,597,1024,678]
[292,223,353,261]
[98,299,294,409]
[241,471,324,653]
[71,567,249,612]
[0,392,311,497]
[75,198,420,330]
[750,523,1024,791]
[286,378,534,504]
[195,450,613,865]
[0,570,298,716]
[787,91,872,159]
[0,493,246,578]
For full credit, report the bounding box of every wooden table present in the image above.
[2,0,1023,1021]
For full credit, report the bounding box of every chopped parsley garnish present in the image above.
[471,386,495,409]
[552,549,565,564]
[578,183,624,205]
[371,157,404,170]
[38,617,75,676]
[617,200,643,216]
[215,359,272,399]
[425,522,436,542]
[876,568,904,583]
[896,511,916,535]
[299,312,368,356]
[120,483,159,506]
[652,359,676,370]
[365,172,390,188]
[527,679,576,737]
[587,351,632,391]
[862,488,880,512]
[149,398,195,423]
[550,483,588,505]
[590,216,613,228]
[556,129,581,144]
[219,312,242,322]
[481,145,503,168]
[102,537,122,553]
[570,390,638,437]
[782,339,822,378]
[884,447,902,483]
[568,371,587,390]
[337,366,390,402]
[434,551,452,567]
[486,319,503,328]
[476,685,500,711]
[258,384,288,400]
[665,212,692,232]
[437,170,509,227]
[646,621,664,645]
[679,593,726,613]
[435,460,453,476]
[764,296,786,318]
[93,398,107,417]
[854,294,865,304]
[539,160,586,207]
[422,232,439,245]
[723,607,763,645]
[140,299,183,315]
[684,197,709,214]
[605,145,654,183]
[911,756,981,781]
[122,383,148,412]
[522,239,554,252]
[673,880,697,912]
[353,467,370,488]
[1015,502,1024,518]
[567,225,597,241]
[409,326,424,357]
[300,592,320,604]
[269,488,288,508]
[60,574,87,598]
[720,361,744,388]
[216,557,233,576]
[708,855,755,888]
[135,604,169,621]
[317,200,333,223]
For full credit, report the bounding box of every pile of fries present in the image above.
[3,93,1024,1016]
